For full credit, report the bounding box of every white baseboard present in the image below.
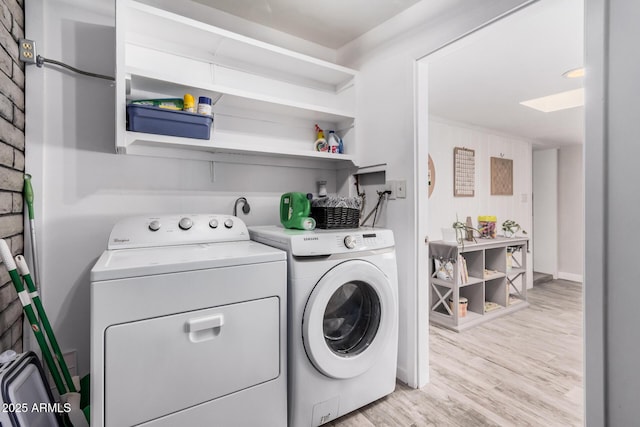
[558,272,583,283]
[396,366,408,386]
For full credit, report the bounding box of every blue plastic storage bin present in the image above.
[126,104,213,140]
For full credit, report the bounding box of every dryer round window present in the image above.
[323,281,381,356]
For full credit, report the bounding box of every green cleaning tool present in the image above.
[24,174,41,288]
[15,255,76,393]
[0,239,67,395]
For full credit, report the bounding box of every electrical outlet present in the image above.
[19,39,37,64]
[396,180,407,198]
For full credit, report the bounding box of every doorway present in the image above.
[414,0,585,413]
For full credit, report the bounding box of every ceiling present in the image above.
[193,0,584,147]
[192,0,422,49]
[427,0,584,147]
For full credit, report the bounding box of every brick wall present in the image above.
[0,0,25,353]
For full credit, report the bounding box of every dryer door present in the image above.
[302,259,397,379]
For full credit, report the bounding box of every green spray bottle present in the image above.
[280,192,316,230]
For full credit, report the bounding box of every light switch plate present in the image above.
[397,180,407,198]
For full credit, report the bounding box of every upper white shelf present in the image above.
[126,64,356,123]
[124,1,357,92]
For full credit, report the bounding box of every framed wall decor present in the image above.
[428,154,436,198]
[453,147,475,197]
[491,156,513,195]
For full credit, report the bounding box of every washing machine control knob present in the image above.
[178,217,193,230]
[209,219,219,229]
[224,218,234,229]
[344,235,356,249]
[148,220,161,232]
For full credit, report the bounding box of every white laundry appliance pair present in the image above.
[90,214,287,427]
[249,226,399,427]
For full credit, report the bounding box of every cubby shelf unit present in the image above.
[116,0,358,168]
[429,237,529,332]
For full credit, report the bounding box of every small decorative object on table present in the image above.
[502,219,527,238]
[478,216,497,238]
[465,216,474,241]
[451,215,479,249]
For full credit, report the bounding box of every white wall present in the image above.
[428,117,533,244]
[557,145,583,282]
[25,0,338,376]
[26,0,535,387]
[585,0,640,424]
[532,149,558,277]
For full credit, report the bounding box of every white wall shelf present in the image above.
[429,237,529,332]
[122,131,356,167]
[116,0,358,167]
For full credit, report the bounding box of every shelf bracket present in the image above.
[210,161,216,182]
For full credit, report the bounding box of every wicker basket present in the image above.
[311,206,360,229]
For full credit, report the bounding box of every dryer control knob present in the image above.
[209,219,219,229]
[344,235,356,249]
[148,220,161,232]
[179,217,193,230]
[224,218,234,229]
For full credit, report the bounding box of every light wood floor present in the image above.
[330,280,583,426]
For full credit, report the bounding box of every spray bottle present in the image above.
[314,124,327,152]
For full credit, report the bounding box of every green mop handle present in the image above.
[0,240,67,395]
[16,255,76,393]
[24,174,35,220]
[23,174,40,288]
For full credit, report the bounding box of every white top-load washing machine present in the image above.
[248,226,398,427]
[90,214,287,427]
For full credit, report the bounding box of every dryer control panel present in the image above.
[108,214,249,249]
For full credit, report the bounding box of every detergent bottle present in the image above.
[327,131,340,154]
[280,193,316,230]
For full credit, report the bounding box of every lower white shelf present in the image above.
[431,301,529,332]
[120,131,356,168]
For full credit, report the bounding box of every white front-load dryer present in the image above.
[249,226,398,426]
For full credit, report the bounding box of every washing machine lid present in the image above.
[91,241,285,281]
[249,225,394,256]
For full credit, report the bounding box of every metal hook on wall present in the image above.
[233,197,251,216]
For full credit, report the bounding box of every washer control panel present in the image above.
[328,231,392,254]
[343,235,357,249]
[297,229,394,255]
[249,226,395,256]
[109,214,248,249]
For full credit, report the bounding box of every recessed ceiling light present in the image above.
[562,67,585,79]
[520,88,584,113]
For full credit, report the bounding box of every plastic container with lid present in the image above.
[448,297,468,317]
[127,104,213,140]
[478,215,497,238]
[183,94,195,112]
[197,96,212,116]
